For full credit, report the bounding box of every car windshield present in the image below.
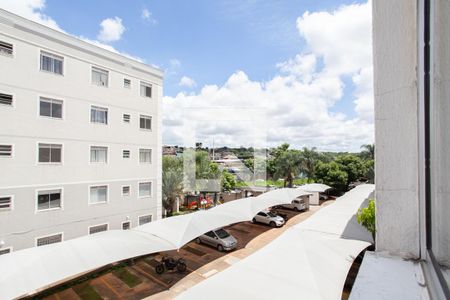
[215,229,230,239]
[267,211,278,218]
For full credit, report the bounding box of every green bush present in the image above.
[356,199,376,241]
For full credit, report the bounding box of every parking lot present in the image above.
[35,208,307,300]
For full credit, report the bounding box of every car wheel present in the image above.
[293,207,298,212]
[155,264,165,274]
[252,218,256,223]
[217,244,224,252]
[196,238,201,244]
[270,221,276,228]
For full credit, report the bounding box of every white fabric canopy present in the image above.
[0,187,309,300]
[176,184,375,300]
[299,183,332,192]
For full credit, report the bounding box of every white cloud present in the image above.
[97,17,125,42]
[0,1,144,62]
[179,76,197,88]
[0,0,62,30]
[163,1,374,152]
[141,8,157,24]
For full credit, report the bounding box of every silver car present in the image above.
[252,210,285,227]
[196,228,237,251]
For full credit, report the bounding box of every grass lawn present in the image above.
[72,282,102,300]
[112,267,142,288]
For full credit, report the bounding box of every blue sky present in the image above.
[1,0,373,151]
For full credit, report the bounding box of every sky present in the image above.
[0,0,374,152]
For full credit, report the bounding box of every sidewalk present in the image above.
[145,203,330,300]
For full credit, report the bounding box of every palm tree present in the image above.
[162,156,183,217]
[360,144,375,160]
[301,147,319,182]
[274,150,302,187]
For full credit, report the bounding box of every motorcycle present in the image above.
[155,256,187,274]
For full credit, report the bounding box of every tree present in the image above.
[301,147,319,182]
[356,199,376,241]
[315,161,348,191]
[221,170,237,192]
[274,149,303,187]
[335,154,367,186]
[364,159,375,183]
[162,156,183,217]
[360,144,375,160]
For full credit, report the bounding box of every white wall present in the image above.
[0,10,162,250]
[373,0,420,258]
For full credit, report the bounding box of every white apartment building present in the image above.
[0,9,163,253]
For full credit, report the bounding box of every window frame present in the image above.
[88,184,109,206]
[122,149,131,159]
[124,78,131,89]
[91,66,109,87]
[139,148,152,164]
[123,113,131,123]
[88,223,109,235]
[39,51,64,75]
[90,105,109,125]
[35,232,64,247]
[122,185,131,197]
[138,181,152,198]
[139,115,152,131]
[0,144,13,159]
[38,96,64,120]
[37,142,63,164]
[138,214,152,226]
[0,92,14,107]
[89,145,108,164]
[35,187,63,213]
[140,81,152,98]
[0,247,12,255]
[0,40,14,57]
[122,221,131,230]
[0,195,14,211]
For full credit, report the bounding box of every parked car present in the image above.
[280,198,309,212]
[252,210,285,227]
[196,228,237,251]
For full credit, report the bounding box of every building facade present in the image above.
[0,10,163,252]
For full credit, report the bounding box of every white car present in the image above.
[281,198,309,212]
[252,210,285,227]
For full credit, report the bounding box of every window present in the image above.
[0,196,12,211]
[140,82,152,98]
[90,106,108,124]
[140,115,152,130]
[0,145,12,157]
[0,248,11,255]
[0,93,13,106]
[123,150,130,158]
[123,114,131,123]
[0,41,13,56]
[36,233,62,246]
[39,97,62,119]
[139,215,152,225]
[90,146,108,163]
[122,186,130,196]
[38,143,62,163]
[139,148,152,164]
[89,185,108,204]
[40,51,63,75]
[37,189,62,211]
[139,182,152,198]
[122,221,131,230]
[89,224,108,234]
[124,78,131,88]
[92,67,108,87]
